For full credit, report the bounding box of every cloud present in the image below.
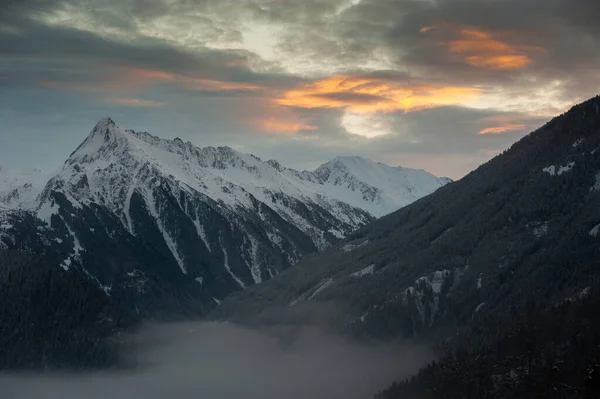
[0,322,432,399]
[37,68,267,97]
[124,68,175,82]
[479,124,527,135]
[276,75,481,114]
[107,98,167,107]
[259,117,318,133]
[186,79,264,93]
[421,25,544,70]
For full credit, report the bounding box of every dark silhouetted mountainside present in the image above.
[0,250,137,370]
[376,287,600,398]
[213,96,600,397]
[215,96,600,335]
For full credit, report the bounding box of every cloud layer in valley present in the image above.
[0,322,432,399]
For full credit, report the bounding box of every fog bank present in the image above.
[0,322,432,399]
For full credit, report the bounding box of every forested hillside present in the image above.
[377,288,600,398]
[0,251,137,370]
[212,96,600,399]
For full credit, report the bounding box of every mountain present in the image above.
[0,166,47,210]
[0,250,136,370]
[0,118,447,319]
[313,155,451,217]
[214,95,600,343]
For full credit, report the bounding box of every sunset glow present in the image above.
[479,124,527,135]
[276,76,481,114]
[423,25,539,70]
[188,79,263,92]
[259,118,318,133]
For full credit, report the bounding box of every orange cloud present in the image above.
[38,66,265,96]
[108,98,166,107]
[259,117,318,133]
[276,75,480,114]
[465,54,532,69]
[188,79,263,92]
[123,67,175,82]
[479,124,526,135]
[40,67,177,92]
[422,25,542,70]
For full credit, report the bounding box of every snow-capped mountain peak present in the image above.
[2,117,449,318]
[54,118,448,221]
[314,155,451,217]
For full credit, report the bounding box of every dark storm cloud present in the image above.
[0,20,266,86]
[0,0,300,91]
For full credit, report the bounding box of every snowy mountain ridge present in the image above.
[0,117,449,318]
[0,166,49,210]
[46,117,448,220]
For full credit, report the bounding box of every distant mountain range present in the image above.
[0,118,448,319]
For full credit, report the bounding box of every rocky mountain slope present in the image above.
[0,118,447,318]
[214,96,600,345]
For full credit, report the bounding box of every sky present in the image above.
[0,0,599,179]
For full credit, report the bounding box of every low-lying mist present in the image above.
[0,322,432,399]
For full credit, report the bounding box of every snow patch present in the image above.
[290,277,335,306]
[220,234,245,288]
[37,200,59,224]
[359,312,369,322]
[565,287,591,303]
[245,234,263,284]
[591,172,600,192]
[533,221,549,238]
[397,269,452,326]
[307,277,334,300]
[543,162,575,176]
[192,217,212,253]
[328,228,345,239]
[351,264,375,278]
[60,221,83,271]
[342,240,369,252]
